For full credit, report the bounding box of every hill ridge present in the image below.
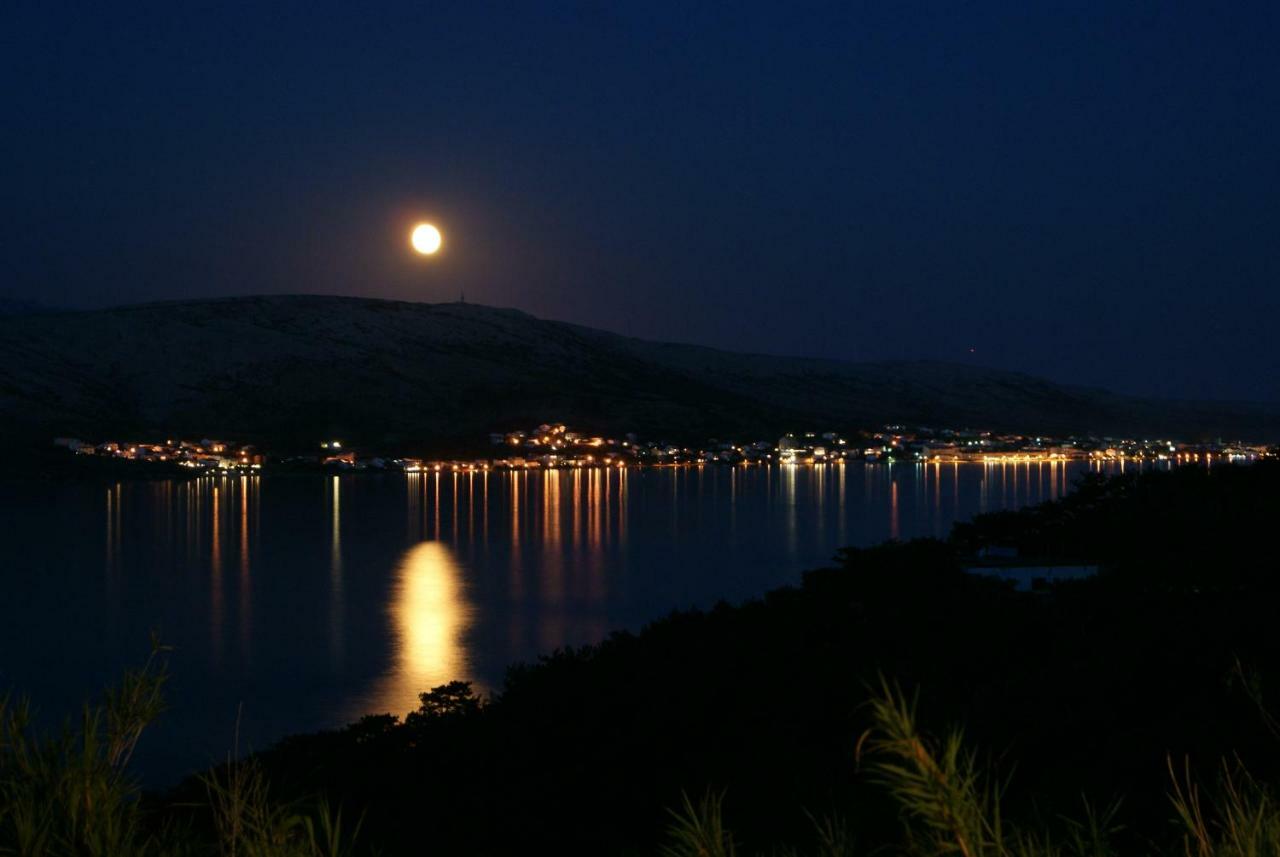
[0,294,1275,448]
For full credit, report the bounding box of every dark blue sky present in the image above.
[3,2,1277,401]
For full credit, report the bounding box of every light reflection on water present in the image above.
[0,457,1182,782]
[357,541,474,719]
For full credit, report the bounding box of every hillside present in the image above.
[0,295,1275,450]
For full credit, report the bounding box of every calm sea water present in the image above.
[0,459,1153,782]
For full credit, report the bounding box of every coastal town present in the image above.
[52,422,1275,476]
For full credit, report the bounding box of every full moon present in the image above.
[411,223,442,255]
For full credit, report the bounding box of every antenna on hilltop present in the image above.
[459,289,466,304]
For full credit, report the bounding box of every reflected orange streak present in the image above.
[211,483,223,659]
[330,476,343,666]
[240,477,251,653]
[890,480,900,540]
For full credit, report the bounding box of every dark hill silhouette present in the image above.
[1,294,1275,448]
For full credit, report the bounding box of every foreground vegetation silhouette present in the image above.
[4,461,1280,855]
[0,644,362,856]
[662,672,1280,857]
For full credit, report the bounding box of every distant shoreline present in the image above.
[10,448,1257,486]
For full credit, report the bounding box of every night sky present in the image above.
[3,2,1277,402]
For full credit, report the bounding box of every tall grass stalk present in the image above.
[661,790,737,857]
[1168,755,1280,857]
[0,644,168,856]
[200,716,363,857]
[1,647,361,857]
[856,677,1010,857]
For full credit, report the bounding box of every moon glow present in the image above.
[411,223,442,255]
